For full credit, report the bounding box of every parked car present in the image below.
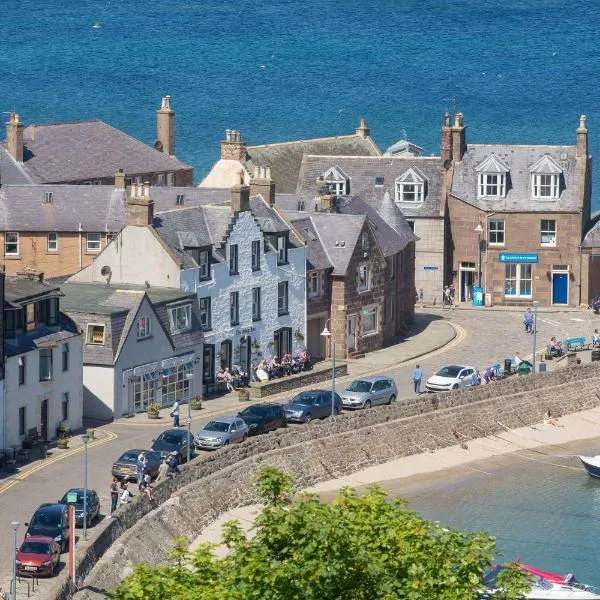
[238,403,287,435]
[283,390,343,423]
[111,449,162,482]
[195,417,249,450]
[425,365,478,392]
[59,488,100,528]
[593,295,600,313]
[341,376,397,409]
[151,429,196,463]
[16,535,61,577]
[25,504,70,552]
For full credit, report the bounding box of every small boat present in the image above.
[578,455,600,478]
[92,21,102,29]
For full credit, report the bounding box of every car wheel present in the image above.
[223,440,230,446]
[333,407,340,416]
[242,434,248,442]
[364,400,372,410]
[282,419,288,428]
[304,413,312,423]
[388,394,396,405]
[258,425,265,435]
[452,383,459,390]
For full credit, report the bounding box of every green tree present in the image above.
[112,467,529,600]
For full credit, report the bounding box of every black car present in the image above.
[112,449,162,482]
[238,403,287,436]
[151,429,195,463]
[25,504,70,552]
[59,488,100,528]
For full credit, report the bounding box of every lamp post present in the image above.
[185,372,194,463]
[81,434,89,541]
[320,321,336,417]
[532,300,540,373]
[11,520,19,600]
[474,223,484,288]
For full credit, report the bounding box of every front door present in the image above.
[552,273,568,305]
[239,336,251,375]
[41,399,48,441]
[347,316,357,352]
[460,270,474,302]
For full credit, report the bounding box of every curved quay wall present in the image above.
[53,363,600,600]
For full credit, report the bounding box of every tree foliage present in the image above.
[112,467,529,600]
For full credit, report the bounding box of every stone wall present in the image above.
[59,363,600,600]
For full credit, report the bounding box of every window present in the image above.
[297,201,305,211]
[62,393,69,421]
[395,181,424,202]
[278,282,289,315]
[87,324,105,345]
[220,340,232,371]
[47,232,58,252]
[5,232,19,256]
[362,307,378,334]
[18,356,25,385]
[252,240,261,271]
[61,343,69,372]
[357,264,370,292]
[86,233,101,252]
[19,407,26,437]
[137,316,151,339]
[44,191,53,203]
[199,297,211,331]
[252,287,261,321]
[274,328,292,358]
[478,173,506,197]
[375,176,384,186]
[541,220,556,246]
[161,364,191,406]
[321,166,349,196]
[388,257,396,280]
[309,271,320,297]
[407,220,415,232]
[176,194,185,206]
[133,374,156,412]
[230,292,239,325]
[199,250,211,280]
[168,304,192,333]
[26,304,35,332]
[47,298,58,326]
[229,244,239,274]
[277,236,288,265]
[532,174,559,199]
[504,264,532,297]
[203,344,215,384]
[361,232,369,250]
[488,220,505,245]
[5,310,15,339]
[39,348,53,381]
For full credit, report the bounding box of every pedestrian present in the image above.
[141,473,154,500]
[171,400,180,428]
[109,476,119,517]
[136,451,146,484]
[156,457,170,482]
[523,307,534,333]
[412,364,423,394]
[167,451,181,476]
[120,481,131,505]
[593,329,600,347]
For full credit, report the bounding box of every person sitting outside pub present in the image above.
[549,336,563,357]
[223,368,236,393]
[593,329,600,347]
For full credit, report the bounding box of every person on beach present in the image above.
[544,409,564,427]
[523,307,534,333]
[412,365,423,394]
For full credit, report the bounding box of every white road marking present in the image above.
[571,318,585,322]
[538,318,560,326]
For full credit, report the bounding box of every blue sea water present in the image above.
[1,0,599,204]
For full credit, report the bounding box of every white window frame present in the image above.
[229,244,239,274]
[161,364,191,406]
[540,219,557,247]
[168,304,192,334]
[199,297,211,330]
[5,232,19,256]
[278,282,289,315]
[478,173,506,198]
[362,306,378,335]
[86,323,106,345]
[252,287,261,321]
[326,180,347,195]
[309,271,320,297]
[47,232,59,252]
[137,316,151,339]
[357,263,370,292]
[251,240,261,271]
[198,250,210,280]
[532,173,559,200]
[277,235,288,265]
[86,232,101,252]
[39,347,53,381]
[504,264,532,298]
[488,220,505,246]
[395,181,424,203]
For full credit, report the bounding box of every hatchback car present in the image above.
[59,488,100,528]
[195,417,249,450]
[238,403,287,435]
[16,535,61,577]
[341,376,397,409]
[283,390,343,423]
[425,365,477,392]
[111,449,162,482]
[151,429,196,463]
[25,504,70,552]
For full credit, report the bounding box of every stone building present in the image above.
[0,96,193,186]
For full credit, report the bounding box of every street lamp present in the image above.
[81,434,89,541]
[185,371,194,463]
[11,520,19,600]
[320,321,336,417]
[474,223,484,288]
[532,300,540,373]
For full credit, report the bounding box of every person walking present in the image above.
[523,307,534,333]
[109,476,120,517]
[136,452,146,485]
[156,457,170,482]
[412,364,423,394]
[171,400,180,428]
[119,481,131,505]
[167,451,181,476]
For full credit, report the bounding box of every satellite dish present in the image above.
[100,265,112,286]
[154,140,164,152]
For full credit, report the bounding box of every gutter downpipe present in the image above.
[78,222,83,270]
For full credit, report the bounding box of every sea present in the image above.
[1,0,599,205]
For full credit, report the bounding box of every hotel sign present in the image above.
[498,253,539,264]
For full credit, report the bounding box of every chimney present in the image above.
[221,129,247,162]
[156,95,175,156]
[577,114,588,158]
[250,165,276,206]
[451,112,466,163]
[6,112,24,162]
[231,175,250,214]
[126,181,154,226]
[355,118,370,139]
[114,168,126,189]
[441,112,452,167]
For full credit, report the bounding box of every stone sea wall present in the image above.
[60,363,600,600]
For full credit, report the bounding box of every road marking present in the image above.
[538,318,560,326]
[0,430,118,496]
[571,318,585,322]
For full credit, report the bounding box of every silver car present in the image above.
[195,417,249,451]
[341,376,397,409]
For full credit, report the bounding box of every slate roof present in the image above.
[5,314,80,358]
[246,134,381,193]
[451,144,581,212]
[581,217,600,248]
[1,120,192,184]
[296,155,444,218]
[287,216,333,272]
[4,276,62,304]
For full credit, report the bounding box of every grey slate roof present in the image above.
[582,217,600,248]
[246,134,381,194]
[5,314,80,358]
[288,216,333,272]
[296,155,444,218]
[5,276,62,304]
[376,191,419,245]
[451,144,581,212]
[1,120,192,184]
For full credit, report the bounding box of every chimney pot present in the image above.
[577,114,589,157]
[355,117,370,139]
[250,164,275,206]
[231,183,250,214]
[114,168,126,189]
[126,181,154,226]
[6,111,24,162]
[156,95,175,156]
[221,129,247,161]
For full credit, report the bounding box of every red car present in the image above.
[16,535,61,577]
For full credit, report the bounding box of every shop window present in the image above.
[504,264,532,297]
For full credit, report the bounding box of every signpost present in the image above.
[67,499,76,582]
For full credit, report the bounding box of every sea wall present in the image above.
[58,363,600,600]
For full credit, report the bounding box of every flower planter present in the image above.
[147,413,160,420]
[56,438,69,449]
[191,400,203,410]
[238,389,250,402]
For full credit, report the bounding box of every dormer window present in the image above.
[277,235,288,265]
[320,166,349,196]
[168,304,192,334]
[198,249,211,280]
[176,194,185,206]
[395,167,427,203]
[475,154,509,198]
[530,155,562,200]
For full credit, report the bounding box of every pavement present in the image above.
[3,305,600,596]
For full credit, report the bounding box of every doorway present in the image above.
[459,263,475,302]
[552,270,569,305]
[239,336,252,375]
[40,399,48,441]
[347,316,357,353]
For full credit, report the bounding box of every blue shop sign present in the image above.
[498,253,539,264]
[423,265,438,271]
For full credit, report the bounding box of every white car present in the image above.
[425,365,477,392]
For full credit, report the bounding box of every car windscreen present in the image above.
[156,433,183,444]
[118,451,139,463]
[435,366,462,377]
[204,421,230,432]
[20,541,51,554]
[30,510,62,528]
[60,491,87,505]
[346,380,372,393]
[291,394,318,405]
